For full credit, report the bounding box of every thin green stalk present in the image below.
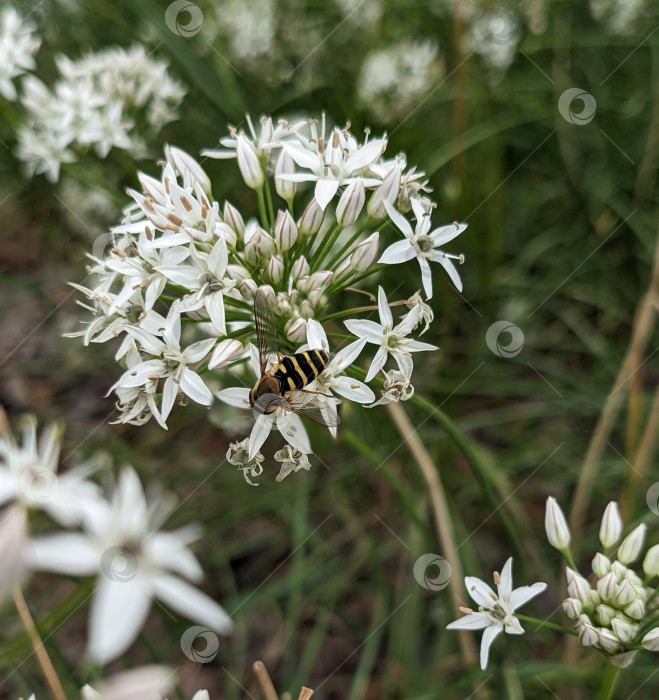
[596,663,621,700]
[309,223,342,269]
[263,175,276,227]
[322,219,371,271]
[328,263,388,295]
[256,187,270,230]
[515,614,576,636]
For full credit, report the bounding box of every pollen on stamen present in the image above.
[459,606,473,614]
[145,226,154,241]
[493,571,500,585]
[167,213,183,226]
[111,247,127,258]
[180,197,193,212]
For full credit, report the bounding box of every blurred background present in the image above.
[1,0,658,698]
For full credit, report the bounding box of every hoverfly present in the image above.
[249,289,340,428]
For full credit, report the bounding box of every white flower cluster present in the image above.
[356,39,442,122]
[590,0,649,36]
[0,409,232,665]
[546,498,659,667]
[0,6,40,101]
[70,114,467,481]
[16,44,185,182]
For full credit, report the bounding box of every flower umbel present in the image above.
[447,557,547,670]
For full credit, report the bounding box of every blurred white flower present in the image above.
[82,665,174,700]
[28,466,232,664]
[0,6,40,100]
[447,557,547,670]
[345,286,436,382]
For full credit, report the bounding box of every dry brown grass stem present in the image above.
[13,587,68,700]
[386,401,479,668]
[252,660,314,700]
[569,228,659,536]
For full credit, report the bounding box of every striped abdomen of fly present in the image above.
[250,349,329,415]
[273,349,329,392]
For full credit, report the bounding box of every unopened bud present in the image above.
[209,338,244,370]
[599,502,623,549]
[276,293,291,316]
[614,579,637,607]
[291,256,310,282]
[562,598,582,620]
[334,257,353,282]
[595,604,616,627]
[216,222,237,249]
[596,572,618,602]
[611,618,636,644]
[224,201,245,238]
[351,232,380,273]
[299,300,314,320]
[577,618,599,647]
[592,553,611,578]
[618,524,646,565]
[598,628,620,653]
[285,317,307,344]
[298,198,324,236]
[610,560,628,582]
[244,226,275,264]
[307,288,325,310]
[236,134,265,189]
[264,255,285,285]
[239,278,258,301]
[545,496,571,551]
[624,598,645,620]
[643,544,659,577]
[566,568,592,606]
[274,210,298,251]
[256,284,276,310]
[642,627,659,651]
[336,179,365,226]
[368,162,402,219]
[308,270,333,292]
[226,264,250,284]
[275,149,297,201]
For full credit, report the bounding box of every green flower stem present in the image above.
[256,186,270,231]
[310,222,342,269]
[596,663,621,700]
[263,175,276,228]
[329,263,388,295]
[515,614,576,636]
[562,548,578,571]
[322,218,371,271]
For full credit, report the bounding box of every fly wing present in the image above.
[274,390,341,428]
[254,288,278,374]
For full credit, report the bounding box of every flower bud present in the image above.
[545,496,571,551]
[609,651,638,668]
[276,293,291,316]
[595,604,616,626]
[239,278,258,301]
[264,255,285,285]
[209,338,244,370]
[611,618,636,644]
[642,627,659,651]
[336,180,365,226]
[285,317,307,344]
[274,210,298,251]
[216,222,237,249]
[297,198,324,236]
[610,560,628,582]
[256,284,276,310]
[643,544,659,577]
[291,256,310,282]
[615,579,637,607]
[368,162,402,219]
[562,598,582,620]
[299,300,314,320]
[275,149,296,201]
[577,618,599,647]
[624,598,645,620]
[592,553,611,578]
[236,134,264,189]
[244,226,275,264]
[598,628,620,653]
[308,270,333,292]
[166,145,212,194]
[224,201,245,238]
[351,232,380,273]
[334,257,353,282]
[618,524,646,565]
[226,264,250,284]
[307,288,325,310]
[587,589,601,611]
[599,502,623,549]
[596,572,618,602]
[566,568,592,606]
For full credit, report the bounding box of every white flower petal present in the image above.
[508,582,547,610]
[216,387,251,409]
[365,345,389,382]
[283,142,319,170]
[28,533,99,576]
[331,376,375,403]
[331,337,368,370]
[419,257,433,300]
[464,576,497,608]
[180,368,213,406]
[378,239,416,265]
[446,612,492,631]
[377,286,393,328]
[429,250,463,292]
[152,574,232,634]
[344,319,385,343]
[498,557,514,601]
[480,623,503,670]
[249,415,273,459]
[306,319,328,351]
[383,200,413,238]
[160,377,177,422]
[277,412,311,454]
[430,222,467,246]
[315,179,340,211]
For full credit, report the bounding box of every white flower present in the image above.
[599,501,623,549]
[367,369,415,407]
[280,115,386,211]
[545,496,571,551]
[274,445,312,482]
[446,557,547,670]
[27,466,232,664]
[83,665,174,700]
[216,345,312,460]
[0,7,41,101]
[111,311,215,424]
[344,286,436,382]
[380,199,466,297]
